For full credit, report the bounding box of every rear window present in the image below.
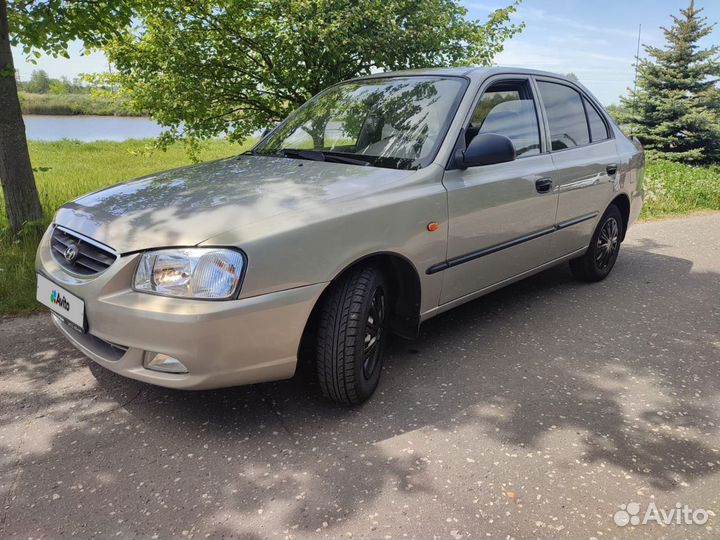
[584,97,609,142]
[537,82,590,150]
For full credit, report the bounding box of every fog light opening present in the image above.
[144,353,188,374]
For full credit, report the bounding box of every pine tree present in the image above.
[620,1,720,164]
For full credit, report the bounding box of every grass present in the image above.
[0,139,242,315]
[1,145,719,316]
[19,92,141,116]
[642,159,720,219]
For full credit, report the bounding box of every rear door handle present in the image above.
[535,178,553,193]
[606,163,618,176]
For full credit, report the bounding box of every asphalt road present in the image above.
[1,213,719,540]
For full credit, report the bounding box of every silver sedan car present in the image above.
[36,67,644,405]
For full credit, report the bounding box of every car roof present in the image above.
[355,66,568,82]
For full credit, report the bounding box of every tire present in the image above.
[569,204,623,282]
[316,266,389,405]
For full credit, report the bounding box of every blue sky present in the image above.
[469,0,720,103]
[11,0,720,105]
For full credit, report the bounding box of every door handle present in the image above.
[606,163,618,176]
[535,178,553,193]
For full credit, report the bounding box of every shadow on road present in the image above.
[1,244,718,537]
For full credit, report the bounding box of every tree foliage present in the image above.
[7,0,135,56]
[17,68,90,94]
[619,1,720,164]
[98,0,524,145]
[604,103,627,125]
[23,66,48,92]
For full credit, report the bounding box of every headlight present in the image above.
[134,248,245,299]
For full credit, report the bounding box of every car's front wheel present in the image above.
[316,265,389,405]
[569,204,623,282]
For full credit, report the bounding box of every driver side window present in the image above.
[467,80,541,158]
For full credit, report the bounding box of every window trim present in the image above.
[445,74,548,170]
[532,76,614,154]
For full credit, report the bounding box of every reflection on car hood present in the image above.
[54,155,412,253]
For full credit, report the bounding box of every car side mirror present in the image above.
[455,133,516,168]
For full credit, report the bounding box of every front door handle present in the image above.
[606,163,618,176]
[535,178,553,193]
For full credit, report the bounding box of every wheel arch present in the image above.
[330,251,422,338]
[610,193,631,241]
[297,251,422,366]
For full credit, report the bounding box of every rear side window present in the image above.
[537,82,590,150]
[584,97,609,142]
[468,80,541,158]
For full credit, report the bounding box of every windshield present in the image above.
[254,76,465,170]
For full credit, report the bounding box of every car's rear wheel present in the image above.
[316,266,389,405]
[569,204,623,282]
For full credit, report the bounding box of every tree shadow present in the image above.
[1,245,718,537]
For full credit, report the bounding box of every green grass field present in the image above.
[642,159,720,219]
[0,139,241,315]
[1,141,719,315]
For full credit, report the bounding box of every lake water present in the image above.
[23,115,164,142]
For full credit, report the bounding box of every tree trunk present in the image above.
[0,0,42,233]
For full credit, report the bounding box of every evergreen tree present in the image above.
[620,1,720,164]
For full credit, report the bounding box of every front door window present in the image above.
[468,80,542,158]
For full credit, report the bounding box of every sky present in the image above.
[11,0,720,106]
[468,0,720,104]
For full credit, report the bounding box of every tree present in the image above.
[619,1,720,164]
[24,68,49,92]
[565,72,580,82]
[604,103,628,125]
[1,1,135,233]
[48,76,69,94]
[100,0,523,146]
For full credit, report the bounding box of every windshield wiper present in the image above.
[281,148,370,166]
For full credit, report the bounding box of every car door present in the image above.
[534,79,618,257]
[439,77,558,304]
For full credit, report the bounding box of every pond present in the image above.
[23,115,165,142]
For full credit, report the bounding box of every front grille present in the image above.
[51,226,118,276]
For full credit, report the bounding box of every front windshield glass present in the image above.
[254,76,465,169]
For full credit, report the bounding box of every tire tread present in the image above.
[316,267,378,405]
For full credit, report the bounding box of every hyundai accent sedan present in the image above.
[36,67,644,405]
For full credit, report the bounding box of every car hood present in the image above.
[55,155,414,253]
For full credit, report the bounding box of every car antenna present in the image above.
[631,23,642,137]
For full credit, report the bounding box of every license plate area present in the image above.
[36,274,87,333]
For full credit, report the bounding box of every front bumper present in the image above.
[36,226,326,390]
